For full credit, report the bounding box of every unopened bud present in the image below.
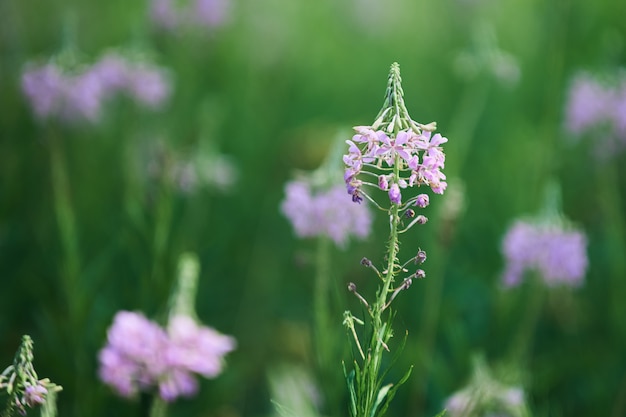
[416,215,428,224]
[415,269,426,279]
[361,257,373,267]
[348,282,357,292]
[416,250,427,264]
[405,209,416,218]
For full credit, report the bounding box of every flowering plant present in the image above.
[0,335,62,417]
[341,62,448,417]
[98,253,236,416]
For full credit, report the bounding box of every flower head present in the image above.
[501,219,588,288]
[343,64,447,207]
[21,53,172,125]
[443,355,529,417]
[564,70,626,157]
[98,311,235,402]
[150,0,231,32]
[23,382,48,407]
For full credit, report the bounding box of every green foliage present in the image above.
[1,0,626,416]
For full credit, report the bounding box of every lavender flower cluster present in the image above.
[501,220,588,288]
[281,180,372,247]
[98,311,235,402]
[151,0,230,32]
[564,71,626,155]
[343,126,447,205]
[21,52,171,125]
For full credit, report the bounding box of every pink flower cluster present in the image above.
[150,0,230,32]
[564,71,626,156]
[343,126,447,205]
[501,220,588,288]
[280,180,372,248]
[98,311,235,402]
[21,53,171,125]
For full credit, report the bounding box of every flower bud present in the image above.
[416,215,428,224]
[415,269,426,279]
[389,183,402,204]
[415,194,430,208]
[416,250,427,264]
[378,175,389,191]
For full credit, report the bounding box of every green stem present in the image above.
[597,160,626,338]
[313,236,336,413]
[48,127,88,417]
[148,175,173,311]
[507,275,545,365]
[149,396,167,417]
[48,128,81,307]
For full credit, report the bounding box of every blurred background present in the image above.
[1,0,626,416]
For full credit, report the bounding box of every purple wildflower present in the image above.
[564,71,626,156]
[443,356,529,417]
[166,315,236,379]
[501,220,588,288]
[126,64,171,109]
[194,0,230,27]
[98,311,169,398]
[21,63,66,120]
[98,311,235,402]
[21,54,173,125]
[150,0,230,31]
[343,127,447,205]
[23,383,48,407]
[280,180,372,248]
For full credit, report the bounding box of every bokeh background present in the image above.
[1,0,626,416]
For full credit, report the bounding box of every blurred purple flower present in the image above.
[564,73,614,136]
[21,63,66,119]
[194,0,230,27]
[150,0,230,31]
[98,311,235,402]
[281,180,372,248]
[501,220,588,288]
[126,64,172,109]
[564,71,626,156]
[60,67,108,123]
[21,54,172,126]
[98,311,169,398]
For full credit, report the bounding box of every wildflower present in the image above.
[23,382,48,407]
[21,63,66,120]
[501,219,588,288]
[564,70,626,156]
[166,315,236,379]
[280,180,372,248]
[150,0,230,32]
[0,336,62,414]
[443,355,530,417]
[343,121,447,206]
[125,63,172,109]
[21,53,172,125]
[98,310,235,402]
